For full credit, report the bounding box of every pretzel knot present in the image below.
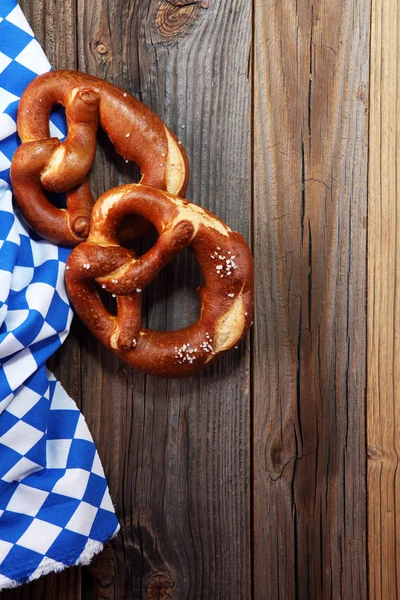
[65,184,254,378]
[10,70,189,246]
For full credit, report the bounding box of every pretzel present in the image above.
[10,70,189,245]
[64,184,254,378]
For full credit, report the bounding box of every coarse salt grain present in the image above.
[175,342,198,364]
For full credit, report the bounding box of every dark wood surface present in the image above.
[253,1,369,599]
[4,0,374,598]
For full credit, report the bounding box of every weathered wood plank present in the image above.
[253,1,369,598]
[368,1,400,597]
[14,1,252,598]
[20,0,77,71]
[76,1,252,595]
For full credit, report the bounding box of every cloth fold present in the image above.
[0,0,119,589]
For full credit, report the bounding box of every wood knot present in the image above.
[270,440,284,474]
[155,0,207,39]
[264,434,294,480]
[146,574,175,599]
[367,446,383,461]
[95,42,109,55]
[91,38,111,64]
[87,544,117,589]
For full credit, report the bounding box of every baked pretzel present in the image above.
[65,184,254,378]
[10,70,189,245]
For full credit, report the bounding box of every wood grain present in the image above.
[7,0,390,597]
[12,0,252,598]
[368,0,400,597]
[253,1,369,598]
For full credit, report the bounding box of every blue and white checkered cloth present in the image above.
[0,0,119,589]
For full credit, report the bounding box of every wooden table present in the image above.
[5,0,398,598]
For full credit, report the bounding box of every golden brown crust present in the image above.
[65,184,254,378]
[10,70,189,245]
[11,70,253,377]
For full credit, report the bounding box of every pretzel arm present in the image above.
[66,276,117,342]
[67,242,134,280]
[65,180,95,239]
[11,139,86,245]
[40,88,100,192]
[96,219,195,293]
[115,295,143,350]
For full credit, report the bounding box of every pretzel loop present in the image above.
[65,184,254,378]
[11,70,189,245]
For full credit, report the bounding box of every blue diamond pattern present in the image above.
[0,1,119,590]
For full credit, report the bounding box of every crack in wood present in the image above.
[165,0,208,7]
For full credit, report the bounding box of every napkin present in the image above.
[0,0,119,589]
